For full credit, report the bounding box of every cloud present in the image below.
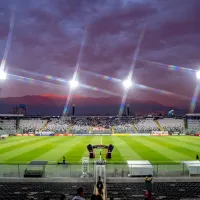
[0,0,199,111]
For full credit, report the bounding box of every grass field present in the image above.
[0,136,200,165]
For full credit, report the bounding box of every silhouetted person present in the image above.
[97,176,103,195]
[196,154,199,160]
[72,187,85,200]
[114,168,117,177]
[121,169,124,177]
[63,156,66,164]
[91,194,96,200]
[60,193,66,200]
[96,194,103,200]
[144,191,152,200]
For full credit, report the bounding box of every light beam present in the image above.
[0,70,7,80]
[69,79,79,89]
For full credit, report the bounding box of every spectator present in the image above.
[96,194,103,200]
[97,176,103,195]
[72,187,85,200]
[91,194,96,200]
[144,191,152,200]
[121,169,124,177]
[60,194,66,200]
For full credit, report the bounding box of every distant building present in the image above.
[12,104,26,114]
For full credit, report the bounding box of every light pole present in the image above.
[0,69,7,97]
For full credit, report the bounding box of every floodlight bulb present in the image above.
[123,79,132,89]
[69,79,78,88]
[0,69,7,80]
[196,71,200,80]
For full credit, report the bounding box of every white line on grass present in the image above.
[100,135,103,161]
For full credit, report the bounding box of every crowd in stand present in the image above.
[0,116,195,134]
[158,118,184,133]
[187,118,200,133]
[70,117,90,134]
[19,119,47,133]
[0,119,16,130]
[135,118,159,133]
[43,118,70,133]
[114,118,134,133]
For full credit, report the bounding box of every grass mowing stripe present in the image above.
[111,136,142,161]
[63,136,93,163]
[0,137,42,149]
[126,137,172,163]
[81,136,101,162]
[148,137,198,159]
[107,136,125,163]
[140,137,192,161]
[0,137,47,154]
[150,136,200,153]
[0,137,57,162]
[153,136,200,149]
[35,137,82,161]
[6,143,60,162]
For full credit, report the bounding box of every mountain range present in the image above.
[0,94,197,116]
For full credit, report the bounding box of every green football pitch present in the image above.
[0,136,200,164]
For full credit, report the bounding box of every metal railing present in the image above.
[0,163,199,178]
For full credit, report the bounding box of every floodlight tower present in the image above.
[122,78,132,90]
[69,79,79,89]
[196,71,200,80]
[118,78,133,117]
[0,69,7,97]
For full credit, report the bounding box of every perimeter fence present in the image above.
[0,162,199,178]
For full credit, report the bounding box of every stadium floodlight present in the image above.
[69,79,79,89]
[0,69,7,80]
[122,79,132,90]
[196,71,200,80]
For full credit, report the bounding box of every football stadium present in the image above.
[1,1,200,200]
[0,116,200,199]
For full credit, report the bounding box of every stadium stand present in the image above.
[0,181,94,200]
[158,118,184,133]
[107,181,200,199]
[43,118,70,133]
[70,117,90,134]
[135,118,159,133]
[19,119,47,132]
[114,118,134,133]
[187,118,200,132]
[91,117,112,134]
[0,116,188,134]
[0,119,16,130]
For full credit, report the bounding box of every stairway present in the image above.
[90,126,93,134]
[112,126,114,134]
[67,124,72,133]
[154,120,164,131]
[39,120,49,132]
[94,186,106,200]
[132,121,138,133]
[17,119,20,129]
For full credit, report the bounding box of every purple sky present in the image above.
[0,0,200,108]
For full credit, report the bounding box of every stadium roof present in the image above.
[0,114,24,117]
[186,113,200,116]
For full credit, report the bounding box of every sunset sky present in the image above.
[0,0,200,110]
